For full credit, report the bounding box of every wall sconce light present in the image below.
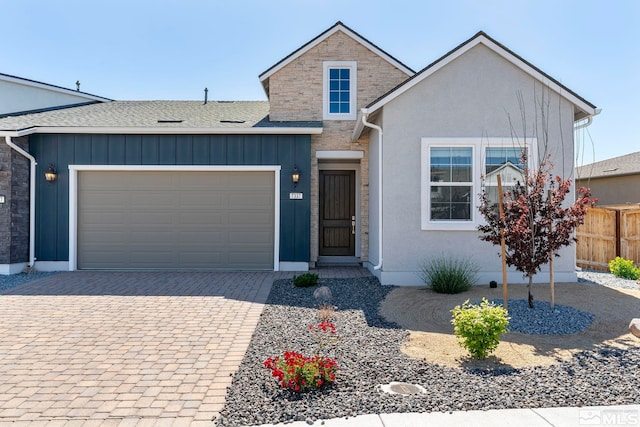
[291,166,300,187]
[44,164,57,182]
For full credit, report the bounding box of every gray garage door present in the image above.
[77,170,275,270]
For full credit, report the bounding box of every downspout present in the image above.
[361,110,383,270]
[4,136,36,269]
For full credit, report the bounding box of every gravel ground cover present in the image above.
[485,299,595,335]
[0,272,58,293]
[578,269,639,290]
[217,273,640,426]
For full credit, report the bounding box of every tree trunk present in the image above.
[527,274,534,308]
[549,253,555,309]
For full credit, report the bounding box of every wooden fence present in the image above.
[576,205,640,271]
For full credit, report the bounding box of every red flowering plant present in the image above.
[263,351,338,392]
[264,320,339,392]
[309,320,338,354]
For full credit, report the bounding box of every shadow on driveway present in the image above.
[1,270,285,301]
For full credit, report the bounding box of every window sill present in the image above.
[323,113,357,121]
[421,221,479,231]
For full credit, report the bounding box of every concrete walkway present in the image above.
[250,405,640,427]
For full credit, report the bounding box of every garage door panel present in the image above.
[228,251,272,264]
[78,170,275,270]
[229,211,273,225]
[230,231,273,244]
[229,193,273,208]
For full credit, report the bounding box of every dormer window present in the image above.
[323,61,357,120]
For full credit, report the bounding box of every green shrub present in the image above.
[609,257,640,280]
[419,256,478,294]
[450,298,509,359]
[293,273,319,287]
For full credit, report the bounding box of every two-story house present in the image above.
[0,22,597,284]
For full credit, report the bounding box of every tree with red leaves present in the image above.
[478,150,594,308]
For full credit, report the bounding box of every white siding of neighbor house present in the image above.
[369,44,578,286]
[0,80,99,115]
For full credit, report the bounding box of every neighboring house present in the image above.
[0,22,597,284]
[576,151,640,206]
[0,72,110,117]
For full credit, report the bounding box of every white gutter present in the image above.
[1,126,323,136]
[360,110,383,270]
[574,108,601,130]
[4,136,36,268]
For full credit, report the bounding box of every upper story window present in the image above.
[323,61,357,120]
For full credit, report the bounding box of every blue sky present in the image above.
[2,0,638,165]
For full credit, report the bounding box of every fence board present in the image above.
[621,209,640,264]
[577,206,640,271]
[576,207,616,271]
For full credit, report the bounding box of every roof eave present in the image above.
[0,126,323,136]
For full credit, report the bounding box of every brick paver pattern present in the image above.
[0,268,370,426]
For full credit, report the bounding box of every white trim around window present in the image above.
[421,137,535,231]
[323,61,357,120]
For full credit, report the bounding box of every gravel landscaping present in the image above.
[578,269,640,290]
[485,298,594,335]
[217,273,640,426]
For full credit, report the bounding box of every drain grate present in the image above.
[379,381,427,395]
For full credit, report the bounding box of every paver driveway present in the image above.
[0,271,283,426]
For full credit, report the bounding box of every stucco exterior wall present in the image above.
[374,44,578,285]
[267,30,410,263]
[577,175,640,206]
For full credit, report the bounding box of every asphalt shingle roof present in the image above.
[0,100,320,131]
[576,151,640,179]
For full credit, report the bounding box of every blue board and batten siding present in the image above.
[30,133,311,265]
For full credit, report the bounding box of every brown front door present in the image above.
[319,170,355,256]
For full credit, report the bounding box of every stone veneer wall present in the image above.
[0,136,30,265]
[0,140,10,264]
[267,31,410,263]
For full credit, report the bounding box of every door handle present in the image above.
[351,216,356,235]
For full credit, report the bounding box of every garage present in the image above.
[75,168,276,270]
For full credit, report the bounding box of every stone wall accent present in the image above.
[0,140,11,264]
[0,136,30,265]
[10,137,30,263]
[268,31,409,122]
[267,30,410,262]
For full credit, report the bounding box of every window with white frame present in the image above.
[421,138,534,230]
[429,147,474,221]
[483,146,526,205]
[323,61,357,120]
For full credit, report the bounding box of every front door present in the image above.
[319,170,355,256]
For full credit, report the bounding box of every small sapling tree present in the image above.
[478,150,594,308]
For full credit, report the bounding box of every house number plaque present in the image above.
[289,192,303,200]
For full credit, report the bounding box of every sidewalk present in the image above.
[250,405,640,427]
